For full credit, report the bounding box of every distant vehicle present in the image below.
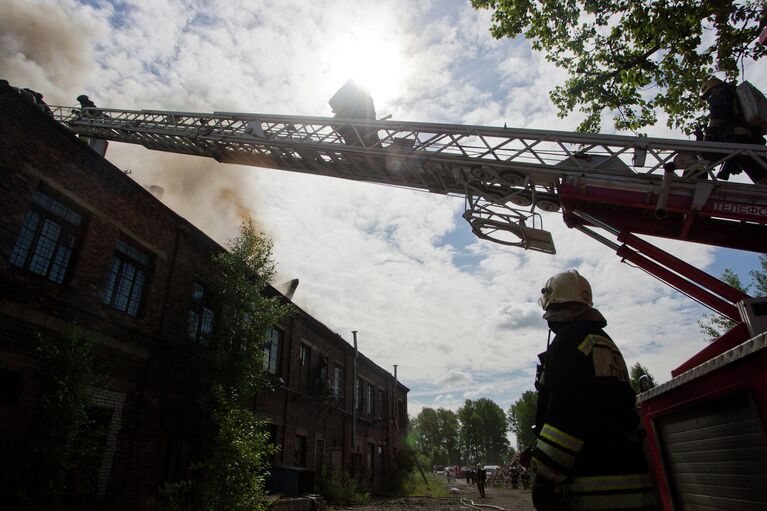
[433,465,445,475]
[483,465,500,477]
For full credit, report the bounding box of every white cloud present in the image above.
[2,0,761,422]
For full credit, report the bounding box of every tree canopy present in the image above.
[629,362,657,394]
[409,407,461,466]
[507,390,538,451]
[458,398,510,465]
[472,0,767,134]
[163,221,292,510]
[698,255,767,342]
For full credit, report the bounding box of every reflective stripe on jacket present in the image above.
[565,473,656,510]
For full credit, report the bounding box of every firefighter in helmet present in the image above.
[529,270,657,510]
[700,77,767,184]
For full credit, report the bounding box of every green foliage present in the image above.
[629,362,657,394]
[197,390,278,511]
[457,398,509,464]
[211,220,294,400]
[400,472,450,498]
[698,268,748,342]
[382,446,418,496]
[409,407,461,466]
[10,328,103,509]
[428,447,450,467]
[159,221,292,510]
[699,256,767,342]
[318,469,370,506]
[750,255,767,297]
[507,390,538,451]
[472,0,767,134]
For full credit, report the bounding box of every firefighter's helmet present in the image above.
[538,270,593,310]
[701,77,724,99]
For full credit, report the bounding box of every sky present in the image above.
[3,0,766,446]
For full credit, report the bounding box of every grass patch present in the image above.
[401,472,450,498]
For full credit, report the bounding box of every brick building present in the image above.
[0,87,408,509]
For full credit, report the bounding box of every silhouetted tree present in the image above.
[508,390,538,451]
[472,0,766,134]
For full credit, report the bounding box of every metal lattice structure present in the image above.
[51,104,767,255]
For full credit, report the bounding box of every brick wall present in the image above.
[0,88,408,509]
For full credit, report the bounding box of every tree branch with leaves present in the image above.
[161,221,293,511]
[472,0,767,134]
[698,255,767,342]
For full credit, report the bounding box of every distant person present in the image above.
[31,91,53,117]
[466,466,473,485]
[529,270,657,510]
[17,88,52,117]
[520,467,530,490]
[475,464,486,498]
[510,463,520,489]
[0,79,15,93]
[328,80,380,147]
[701,77,767,184]
[76,94,108,119]
[77,94,96,109]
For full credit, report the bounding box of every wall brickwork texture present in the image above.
[0,89,408,509]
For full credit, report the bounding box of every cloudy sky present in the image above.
[3,0,765,441]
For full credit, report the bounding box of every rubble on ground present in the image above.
[487,461,530,489]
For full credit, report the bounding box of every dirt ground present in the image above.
[343,477,535,511]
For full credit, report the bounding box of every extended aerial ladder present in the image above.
[49,101,767,510]
[50,104,767,322]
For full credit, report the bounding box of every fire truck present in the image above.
[52,91,767,509]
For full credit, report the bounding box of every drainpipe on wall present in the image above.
[393,364,399,431]
[352,330,358,453]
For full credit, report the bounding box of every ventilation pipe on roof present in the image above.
[276,279,299,300]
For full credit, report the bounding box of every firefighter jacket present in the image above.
[705,82,764,143]
[532,318,657,510]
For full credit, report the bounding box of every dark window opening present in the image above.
[263,328,283,374]
[299,343,312,389]
[314,355,328,395]
[9,189,84,284]
[378,389,385,419]
[187,282,215,344]
[332,365,345,398]
[164,438,194,483]
[294,435,307,467]
[355,377,363,411]
[315,438,325,473]
[102,239,152,317]
[379,445,385,478]
[0,368,23,404]
[367,442,375,478]
[366,384,374,415]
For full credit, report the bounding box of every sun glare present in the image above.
[322,26,407,111]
